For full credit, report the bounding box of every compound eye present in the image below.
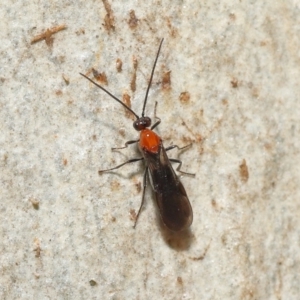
[143,117,151,127]
[133,120,140,131]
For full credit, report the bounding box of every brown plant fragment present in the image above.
[179,91,190,104]
[31,24,67,47]
[128,10,139,29]
[92,68,108,85]
[122,92,135,120]
[162,70,171,90]
[102,0,115,32]
[116,58,122,72]
[239,159,249,182]
[130,56,138,92]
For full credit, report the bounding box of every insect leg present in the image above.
[98,157,144,174]
[133,167,148,228]
[151,101,161,130]
[111,139,139,151]
[165,143,192,152]
[169,158,195,176]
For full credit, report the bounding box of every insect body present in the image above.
[80,39,193,231]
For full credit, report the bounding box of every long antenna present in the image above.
[79,73,139,119]
[141,38,164,117]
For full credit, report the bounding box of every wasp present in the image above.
[80,39,193,231]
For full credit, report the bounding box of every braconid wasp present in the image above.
[80,39,193,231]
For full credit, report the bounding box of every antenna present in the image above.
[79,73,139,119]
[141,38,164,117]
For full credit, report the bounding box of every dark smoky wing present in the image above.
[145,145,193,231]
[155,178,193,231]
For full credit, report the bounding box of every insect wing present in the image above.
[144,144,193,231]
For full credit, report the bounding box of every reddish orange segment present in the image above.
[139,129,161,153]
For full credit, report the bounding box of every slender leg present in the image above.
[133,167,148,228]
[151,101,161,130]
[111,139,139,151]
[169,158,195,176]
[165,143,192,152]
[98,157,144,174]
